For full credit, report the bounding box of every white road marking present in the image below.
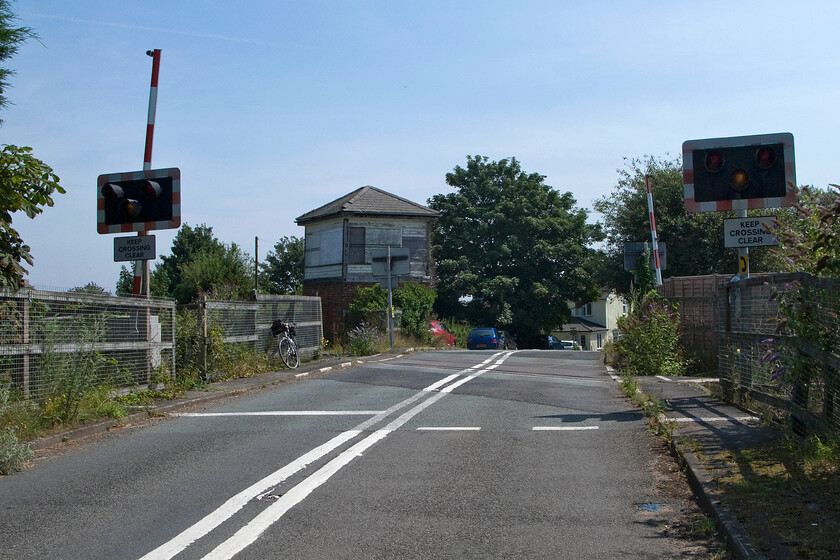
[202,429,392,560]
[666,416,759,423]
[171,411,384,417]
[532,426,599,431]
[143,351,512,560]
[198,352,512,560]
[656,375,720,383]
[417,427,481,431]
[137,429,361,560]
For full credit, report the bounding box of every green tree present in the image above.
[593,155,779,295]
[68,282,111,295]
[116,265,133,295]
[260,236,304,294]
[149,223,223,302]
[349,283,437,339]
[429,155,599,337]
[0,5,65,289]
[178,242,254,302]
[0,146,64,289]
[771,184,840,278]
[0,0,32,120]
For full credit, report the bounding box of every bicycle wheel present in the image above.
[279,337,300,369]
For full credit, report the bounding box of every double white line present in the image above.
[140,351,515,560]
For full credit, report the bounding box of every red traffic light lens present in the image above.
[704,150,724,173]
[142,180,162,198]
[755,146,775,169]
[124,199,142,218]
[729,169,750,191]
[102,183,124,199]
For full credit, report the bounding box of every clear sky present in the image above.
[4,1,839,292]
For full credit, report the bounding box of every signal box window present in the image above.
[348,227,366,264]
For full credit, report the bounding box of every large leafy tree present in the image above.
[260,235,304,295]
[151,223,224,302]
[429,155,599,337]
[0,3,65,289]
[593,155,780,294]
[121,223,255,303]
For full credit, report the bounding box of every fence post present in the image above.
[20,287,31,398]
[199,295,208,379]
[169,305,177,383]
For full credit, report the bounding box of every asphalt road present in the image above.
[1,350,705,559]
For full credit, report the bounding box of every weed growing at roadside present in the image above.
[346,322,381,356]
[0,426,32,475]
[614,291,690,377]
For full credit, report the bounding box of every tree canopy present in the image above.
[260,235,304,295]
[118,223,255,303]
[593,155,782,294]
[429,155,599,337]
[0,5,64,289]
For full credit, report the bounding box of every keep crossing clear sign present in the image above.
[723,216,778,249]
[114,235,156,261]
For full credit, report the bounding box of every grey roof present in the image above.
[296,186,439,224]
[559,317,608,332]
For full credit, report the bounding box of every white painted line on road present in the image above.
[138,429,361,560]
[667,416,760,423]
[417,426,481,431]
[375,354,404,362]
[201,429,391,560]
[532,426,599,431]
[656,375,720,383]
[294,372,309,378]
[146,351,514,560]
[197,351,514,560]
[171,411,384,417]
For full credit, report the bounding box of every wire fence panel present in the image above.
[0,287,176,402]
[717,273,839,436]
[185,294,323,378]
[659,273,839,437]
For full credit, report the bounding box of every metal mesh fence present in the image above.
[718,273,840,436]
[0,287,175,402]
[659,275,729,375]
[182,294,323,379]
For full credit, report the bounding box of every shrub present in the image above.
[0,426,32,475]
[614,291,689,377]
[346,322,381,356]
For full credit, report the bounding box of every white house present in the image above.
[557,292,627,351]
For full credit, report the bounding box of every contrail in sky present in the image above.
[23,13,280,47]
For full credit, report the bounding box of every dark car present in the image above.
[520,334,564,349]
[429,320,456,347]
[467,327,516,350]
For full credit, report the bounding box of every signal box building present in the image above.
[296,186,439,341]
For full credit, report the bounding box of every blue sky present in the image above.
[4,1,839,291]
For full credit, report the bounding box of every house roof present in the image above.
[558,317,609,333]
[296,185,439,225]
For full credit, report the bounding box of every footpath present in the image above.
[631,375,781,560]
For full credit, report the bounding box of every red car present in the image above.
[429,320,456,347]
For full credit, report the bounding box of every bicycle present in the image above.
[271,320,300,369]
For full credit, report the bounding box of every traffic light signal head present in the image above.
[97,168,180,233]
[683,133,796,213]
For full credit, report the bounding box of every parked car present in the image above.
[520,334,564,349]
[561,340,581,350]
[429,320,456,347]
[467,327,516,350]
